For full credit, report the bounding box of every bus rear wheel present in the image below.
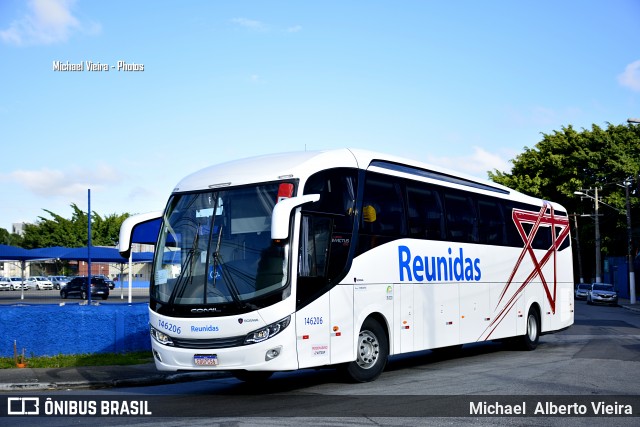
[517,308,540,351]
[342,318,388,383]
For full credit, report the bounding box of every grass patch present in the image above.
[0,351,153,369]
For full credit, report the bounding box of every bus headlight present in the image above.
[244,316,291,345]
[150,325,174,346]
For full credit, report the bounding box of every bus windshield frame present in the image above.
[150,181,296,316]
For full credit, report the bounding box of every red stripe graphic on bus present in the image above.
[480,203,570,340]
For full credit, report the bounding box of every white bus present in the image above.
[119,148,574,382]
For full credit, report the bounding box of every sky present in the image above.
[1,0,640,233]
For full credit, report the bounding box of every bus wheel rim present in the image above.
[356,330,379,369]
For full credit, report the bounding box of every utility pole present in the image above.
[594,187,601,283]
[624,179,636,304]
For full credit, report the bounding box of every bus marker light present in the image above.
[277,183,294,202]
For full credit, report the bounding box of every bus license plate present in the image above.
[194,354,218,366]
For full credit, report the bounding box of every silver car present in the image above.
[49,275,70,290]
[574,283,591,300]
[0,277,11,291]
[587,283,618,306]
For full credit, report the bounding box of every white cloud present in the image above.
[618,60,640,92]
[8,165,122,198]
[425,146,512,179]
[0,0,99,46]
[231,17,267,31]
[286,25,302,33]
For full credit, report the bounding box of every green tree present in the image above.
[20,204,130,249]
[489,122,640,281]
[0,228,23,246]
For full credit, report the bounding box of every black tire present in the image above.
[232,371,274,383]
[517,307,540,351]
[81,290,88,300]
[101,295,108,300]
[60,291,67,299]
[342,318,388,382]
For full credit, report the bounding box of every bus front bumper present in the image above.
[150,326,298,372]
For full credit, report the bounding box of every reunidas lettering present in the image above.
[191,325,220,332]
[398,245,481,282]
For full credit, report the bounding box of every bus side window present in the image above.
[406,184,444,240]
[477,198,506,245]
[444,192,478,243]
[361,174,406,237]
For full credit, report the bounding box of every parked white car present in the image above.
[8,277,28,290]
[0,277,11,290]
[26,276,54,290]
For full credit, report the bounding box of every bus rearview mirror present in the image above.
[271,194,320,240]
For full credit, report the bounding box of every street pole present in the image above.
[626,117,639,303]
[625,180,636,304]
[594,187,602,283]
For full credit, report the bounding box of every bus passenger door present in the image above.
[295,215,333,368]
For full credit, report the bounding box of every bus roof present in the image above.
[172,148,563,211]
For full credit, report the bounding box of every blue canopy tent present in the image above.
[0,245,52,300]
[0,246,153,263]
[0,244,45,261]
[1,245,154,301]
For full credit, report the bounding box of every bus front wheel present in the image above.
[342,318,388,383]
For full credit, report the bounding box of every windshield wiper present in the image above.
[211,224,245,310]
[168,224,202,304]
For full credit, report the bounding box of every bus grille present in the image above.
[171,335,246,349]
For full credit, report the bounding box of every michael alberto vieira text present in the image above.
[470,401,633,415]
[52,60,144,72]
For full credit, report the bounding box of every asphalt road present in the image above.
[3,300,640,426]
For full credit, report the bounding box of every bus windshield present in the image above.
[151,182,293,310]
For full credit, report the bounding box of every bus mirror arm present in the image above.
[118,210,163,258]
[271,194,320,240]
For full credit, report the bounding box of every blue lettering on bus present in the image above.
[398,245,481,282]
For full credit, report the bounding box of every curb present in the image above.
[0,371,230,391]
[621,304,640,314]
